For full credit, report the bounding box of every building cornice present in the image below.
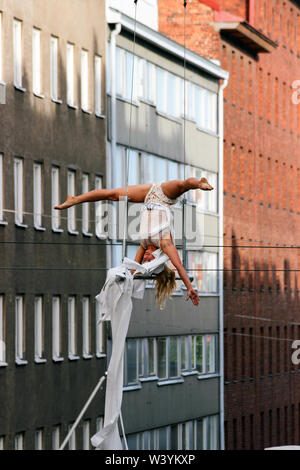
[107,7,229,81]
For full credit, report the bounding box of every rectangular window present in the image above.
[15,296,26,363]
[96,416,103,433]
[124,338,138,386]
[157,337,167,379]
[68,296,77,358]
[181,336,188,371]
[82,297,91,357]
[34,296,44,361]
[52,296,62,360]
[35,429,44,450]
[81,49,88,111]
[82,173,90,235]
[95,175,106,239]
[67,170,77,233]
[50,36,58,100]
[0,295,5,363]
[13,19,22,88]
[147,62,156,104]
[205,334,216,373]
[51,166,61,230]
[14,158,24,225]
[0,154,3,221]
[96,300,105,357]
[94,55,102,115]
[15,432,24,450]
[169,336,180,378]
[52,426,60,450]
[68,424,76,450]
[188,251,218,293]
[32,28,41,95]
[156,67,167,114]
[0,436,4,450]
[66,43,74,106]
[205,415,219,450]
[148,338,156,376]
[83,420,90,450]
[116,47,138,101]
[33,163,43,228]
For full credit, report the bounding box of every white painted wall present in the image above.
[108,0,158,30]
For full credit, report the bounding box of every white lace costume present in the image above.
[136,182,181,249]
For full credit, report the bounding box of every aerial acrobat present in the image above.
[55,176,214,307]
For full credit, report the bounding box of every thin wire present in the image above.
[224,331,297,344]
[0,267,299,272]
[4,208,299,244]
[182,0,187,269]
[0,239,299,249]
[224,313,300,326]
[122,0,139,262]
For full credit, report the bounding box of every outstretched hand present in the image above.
[186,287,199,306]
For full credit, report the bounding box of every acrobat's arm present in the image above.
[159,239,199,306]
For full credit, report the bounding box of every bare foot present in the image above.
[199,177,214,191]
[54,194,76,210]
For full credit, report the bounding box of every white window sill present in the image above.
[82,231,93,238]
[123,384,142,392]
[14,84,26,93]
[139,98,156,108]
[95,113,106,119]
[116,95,140,107]
[156,109,182,125]
[52,356,64,363]
[82,108,92,115]
[196,125,219,137]
[15,222,28,229]
[15,358,28,366]
[0,220,8,226]
[157,378,184,386]
[0,80,6,86]
[68,354,80,361]
[52,227,63,233]
[35,357,47,364]
[67,103,78,110]
[34,226,46,232]
[51,97,63,105]
[197,373,219,380]
[96,233,108,240]
[82,353,93,360]
[33,92,45,99]
[139,375,159,383]
[0,361,8,367]
[181,370,199,377]
[68,229,79,236]
[96,353,106,359]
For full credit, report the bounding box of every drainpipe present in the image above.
[106,21,121,269]
[218,76,228,450]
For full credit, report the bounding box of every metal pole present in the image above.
[59,375,106,450]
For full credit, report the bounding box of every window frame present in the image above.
[34,296,46,363]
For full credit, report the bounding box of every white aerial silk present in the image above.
[90,249,169,450]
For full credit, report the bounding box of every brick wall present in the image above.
[158,0,300,449]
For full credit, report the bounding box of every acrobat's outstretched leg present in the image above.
[54,177,213,211]
[54,183,153,210]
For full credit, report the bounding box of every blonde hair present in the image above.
[154,265,177,310]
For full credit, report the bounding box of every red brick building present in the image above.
[158,0,300,449]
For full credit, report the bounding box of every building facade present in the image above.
[106,1,228,450]
[158,0,300,449]
[0,0,107,450]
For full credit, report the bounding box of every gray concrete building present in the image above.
[106,2,228,450]
[0,0,107,450]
